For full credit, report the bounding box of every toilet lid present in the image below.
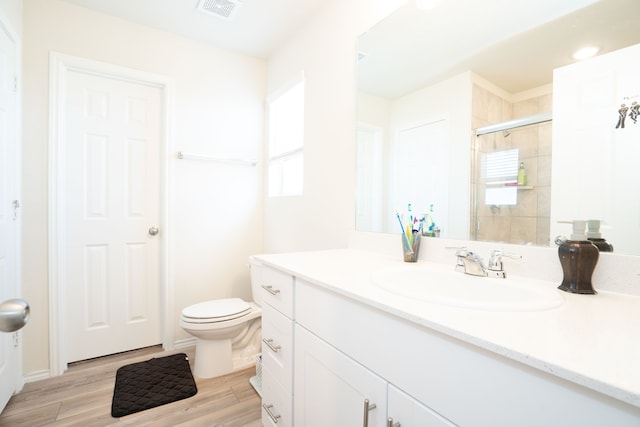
[182,298,251,320]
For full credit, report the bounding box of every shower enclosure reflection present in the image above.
[473,120,552,245]
[471,81,553,246]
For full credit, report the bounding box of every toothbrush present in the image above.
[396,211,414,254]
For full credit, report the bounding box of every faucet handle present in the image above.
[445,246,467,255]
[487,250,522,278]
[447,246,468,272]
[454,247,469,257]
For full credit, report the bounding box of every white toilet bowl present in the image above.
[180,259,265,379]
[180,297,261,378]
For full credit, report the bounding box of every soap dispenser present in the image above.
[586,219,613,252]
[556,220,599,294]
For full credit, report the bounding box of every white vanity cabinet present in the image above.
[255,252,640,427]
[255,263,295,427]
[294,324,387,426]
[292,271,640,427]
[388,385,455,427]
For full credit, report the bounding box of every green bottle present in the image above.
[517,162,527,186]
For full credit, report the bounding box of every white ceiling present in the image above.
[59,0,640,98]
[60,0,330,58]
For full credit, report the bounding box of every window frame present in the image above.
[266,71,305,197]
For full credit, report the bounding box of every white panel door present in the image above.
[0,21,19,413]
[391,119,449,233]
[65,70,162,362]
[356,123,383,232]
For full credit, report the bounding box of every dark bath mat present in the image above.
[111,353,198,418]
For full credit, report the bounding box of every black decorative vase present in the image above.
[558,240,599,294]
[588,238,614,252]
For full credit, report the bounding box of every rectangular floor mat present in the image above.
[111,352,198,418]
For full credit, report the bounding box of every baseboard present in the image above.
[22,341,195,384]
[174,337,196,349]
[23,370,51,384]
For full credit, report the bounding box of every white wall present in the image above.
[22,0,265,376]
[388,72,472,239]
[357,73,473,237]
[263,0,386,253]
[551,43,640,254]
[357,92,391,232]
[0,0,21,37]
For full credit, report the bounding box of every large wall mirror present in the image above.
[356,0,640,255]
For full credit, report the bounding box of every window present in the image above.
[267,74,305,197]
[483,148,519,185]
[483,148,519,205]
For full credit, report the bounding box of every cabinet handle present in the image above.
[263,403,281,423]
[262,338,281,353]
[387,417,401,427]
[363,399,376,427]
[262,285,281,295]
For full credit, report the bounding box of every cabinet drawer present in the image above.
[260,266,294,318]
[262,368,292,427]
[261,303,294,391]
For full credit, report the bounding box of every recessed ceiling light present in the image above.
[198,0,242,21]
[572,46,600,60]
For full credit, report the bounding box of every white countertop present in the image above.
[254,248,640,409]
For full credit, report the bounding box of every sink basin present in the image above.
[372,266,563,311]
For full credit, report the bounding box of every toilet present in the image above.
[180,261,262,378]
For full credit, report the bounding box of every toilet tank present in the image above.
[249,256,263,307]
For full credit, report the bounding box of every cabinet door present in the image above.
[388,384,457,427]
[294,325,387,427]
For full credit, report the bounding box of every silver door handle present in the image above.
[263,338,281,353]
[261,285,280,295]
[388,417,401,427]
[363,399,376,427]
[0,299,30,333]
[263,403,281,423]
[148,227,159,236]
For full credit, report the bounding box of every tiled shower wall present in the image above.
[471,83,552,246]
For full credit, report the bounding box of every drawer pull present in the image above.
[363,399,376,427]
[387,417,401,427]
[263,338,281,353]
[263,403,282,423]
[262,285,281,295]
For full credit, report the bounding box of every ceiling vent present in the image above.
[197,0,242,21]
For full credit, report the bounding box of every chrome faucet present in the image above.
[454,248,486,277]
[455,248,522,278]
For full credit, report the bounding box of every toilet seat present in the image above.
[181,298,252,324]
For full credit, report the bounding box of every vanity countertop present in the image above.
[254,248,640,409]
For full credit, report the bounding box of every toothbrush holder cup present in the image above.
[402,232,421,262]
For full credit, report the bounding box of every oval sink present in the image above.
[372,266,563,311]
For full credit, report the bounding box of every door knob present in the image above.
[148,227,159,236]
[0,299,30,333]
